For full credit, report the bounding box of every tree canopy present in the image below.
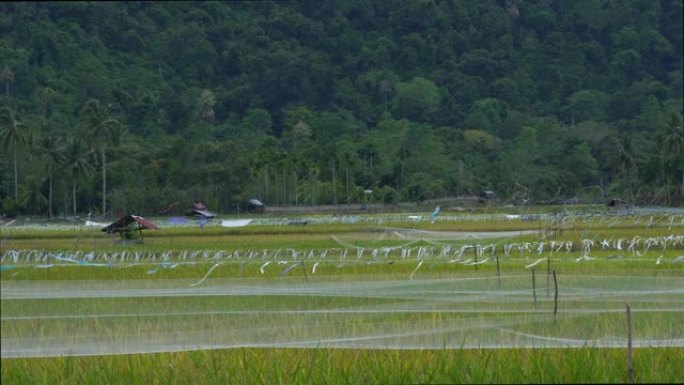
[1,0,682,216]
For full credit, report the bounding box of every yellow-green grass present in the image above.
[1,258,682,282]
[2,222,681,253]
[2,347,682,384]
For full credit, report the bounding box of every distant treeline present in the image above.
[0,1,682,217]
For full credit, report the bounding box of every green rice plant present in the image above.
[2,347,683,384]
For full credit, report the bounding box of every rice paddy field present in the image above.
[2,205,683,384]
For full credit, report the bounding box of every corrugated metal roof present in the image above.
[101,215,159,233]
[194,209,216,218]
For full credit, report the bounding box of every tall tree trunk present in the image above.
[263,167,268,203]
[401,159,405,186]
[310,169,315,206]
[48,174,53,218]
[294,171,298,206]
[13,144,18,201]
[72,182,77,215]
[282,168,287,205]
[345,161,350,203]
[370,150,374,171]
[63,185,68,218]
[101,147,107,216]
[331,159,337,205]
[274,170,279,206]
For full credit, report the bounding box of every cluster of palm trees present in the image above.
[0,98,122,218]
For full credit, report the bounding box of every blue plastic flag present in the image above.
[431,206,441,222]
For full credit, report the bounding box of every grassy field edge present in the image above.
[2,347,683,384]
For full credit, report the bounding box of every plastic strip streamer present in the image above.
[3,234,682,267]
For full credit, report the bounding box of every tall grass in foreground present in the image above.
[2,347,682,384]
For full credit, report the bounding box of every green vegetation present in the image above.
[1,1,683,218]
[2,348,683,385]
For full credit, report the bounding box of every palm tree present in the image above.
[607,135,641,201]
[19,176,47,215]
[309,163,319,206]
[663,113,684,199]
[0,66,14,101]
[33,86,56,118]
[65,137,94,215]
[78,99,122,216]
[33,132,65,218]
[0,107,27,201]
[340,150,355,203]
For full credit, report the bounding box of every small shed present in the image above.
[186,202,217,218]
[248,198,265,213]
[101,214,159,243]
[607,198,630,209]
[478,190,496,203]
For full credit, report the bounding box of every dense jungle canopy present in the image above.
[0,0,682,217]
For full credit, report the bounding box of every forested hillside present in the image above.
[0,0,682,217]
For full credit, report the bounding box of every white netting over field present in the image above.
[2,211,682,358]
[1,274,682,357]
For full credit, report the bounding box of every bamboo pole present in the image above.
[496,254,501,290]
[546,258,551,297]
[627,303,634,384]
[553,269,559,318]
[532,268,537,310]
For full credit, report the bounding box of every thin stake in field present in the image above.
[626,303,634,384]
[495,254,501,290]
[546,258,551,298]
[532,268,537,310]
[553,269,559,319]
[73,219,85,251]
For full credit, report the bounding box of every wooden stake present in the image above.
[496,254,501,290]
[553,269,559,318]
[532,268,537,310]
[627,304,634,384]
[546,258,551,298]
